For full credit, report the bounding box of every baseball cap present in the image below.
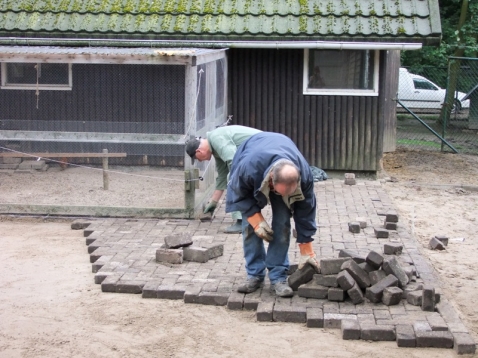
[185,137,201,164]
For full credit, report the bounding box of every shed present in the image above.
[0,0,442,172]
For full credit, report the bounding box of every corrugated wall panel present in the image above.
[229,48,382,171]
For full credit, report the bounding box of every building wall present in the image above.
[228,48,392,171]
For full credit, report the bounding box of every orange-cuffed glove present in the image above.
[298,242,321,272]
[247,212,274,242]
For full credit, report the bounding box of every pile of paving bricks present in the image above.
[155,233,224,264]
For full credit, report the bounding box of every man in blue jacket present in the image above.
[226,132,320,297]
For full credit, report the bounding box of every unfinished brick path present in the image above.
[80,178,476,354]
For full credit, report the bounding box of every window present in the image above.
[413,79,438,91]
[1,62,72,90]
[303,49,379,96]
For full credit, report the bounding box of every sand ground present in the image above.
[0,148,477,357]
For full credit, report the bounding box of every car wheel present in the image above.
[451,99,462,114]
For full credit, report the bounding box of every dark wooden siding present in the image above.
[228,48,382,171]
[0,64,185,134]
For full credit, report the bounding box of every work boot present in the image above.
[270,281,293,297]
[223,220,242,234]
[237,277,264,294]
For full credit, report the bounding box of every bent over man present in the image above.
[225,132,320,297]
[186,125,261,233]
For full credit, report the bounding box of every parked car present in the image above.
[398,67,470,112]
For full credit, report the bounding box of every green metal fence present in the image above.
[397,58,478,155]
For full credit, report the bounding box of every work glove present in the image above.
[298,242,320,272]
[247,212,274,242]
[203,200,218,214]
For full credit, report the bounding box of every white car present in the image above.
[398,67,470,112]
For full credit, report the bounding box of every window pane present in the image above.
[6,63,69,85]
[308,50,375,90]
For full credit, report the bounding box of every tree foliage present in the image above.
[401,0,478,71]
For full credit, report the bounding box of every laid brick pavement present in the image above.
[78,178,476,354]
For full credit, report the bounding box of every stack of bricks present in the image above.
[288,244,440,313]
[371,211,399,239]
[156,233,224,264]
[344,173,356,185]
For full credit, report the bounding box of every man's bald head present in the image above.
[271,159,300,196]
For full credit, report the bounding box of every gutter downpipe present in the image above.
[0,37,423,50]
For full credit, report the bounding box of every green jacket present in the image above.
[207,125,261,190]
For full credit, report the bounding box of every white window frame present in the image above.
[1,62,72,91]
[303,49,379,96]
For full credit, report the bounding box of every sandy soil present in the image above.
[0,164,185,208]
[0,148,477,357]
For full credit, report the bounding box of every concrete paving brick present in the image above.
[422,285,436,312]
[365,250,383,270]
[385,211,399,223]
[429,237,446,250]
[243,291,262,311]
[157,285,186,300]
[341,319,361,340]
[434,235,449,246]
[324,313,357,329]
[288,263,316,291]
[313,273,338,287]
[426,313,449,331]
[320,257,351,275]
[382,256,409,288]
[341,259,371,289]
[142,281,161,298]
[347,284,365,304]
[101,275,120,292]
[327,287,345,302]
[116,280,145,294]
[365,274,398,303]
[407,290,423,306]
[164,233,193,249]
[273,305,307,323]
[452,333,477,355]
[384,222,397,230]
[182,246,209,263]
[337,270,355,290]
[71,219,92,230]
[338,249,366,264]
[383,242,403,255]
[382,287,403,306]
[156,248,183,264]
[197,292,229,306]
[374,228,389,238]
[416,330,454,348]
[396,324,416,347]
[369,270,386,285]
[298,281,328,299]
[360,323,396,341]
[183,286,202,304]
[348,222,361,233]
[257,302,274,321]
[358,262,375,273]
[306,307,324,328]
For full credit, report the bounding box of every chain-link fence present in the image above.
[0,48,227,217]
[397,58,478,155]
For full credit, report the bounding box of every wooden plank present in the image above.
[0,152,127,158]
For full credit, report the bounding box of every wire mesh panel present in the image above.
[397,60,478,155]
[0,49,228,216]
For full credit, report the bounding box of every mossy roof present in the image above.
[0,0,442,45]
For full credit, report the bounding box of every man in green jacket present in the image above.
[186,125,261,233]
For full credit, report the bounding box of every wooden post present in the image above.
[184,169,197,218]
[102,149,109,190]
